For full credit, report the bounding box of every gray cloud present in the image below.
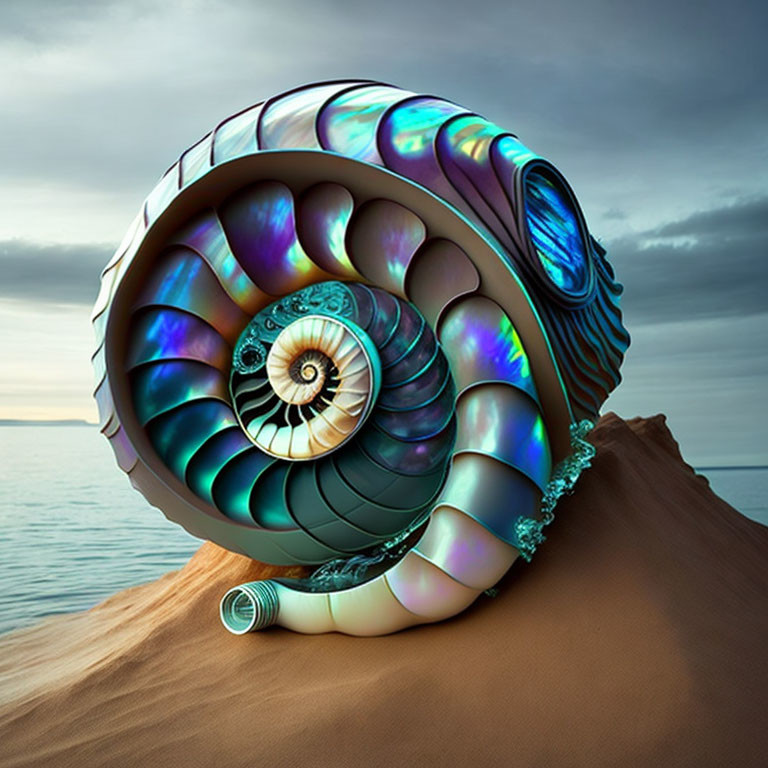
[606,196,768,324]
[0,0,153,42]
[2,195,765,324]
[0,240,113,305]
[603,311,768,465]
[1,0,766,213]
[651,197,768,240]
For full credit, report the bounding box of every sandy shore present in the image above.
[1,413,766,767]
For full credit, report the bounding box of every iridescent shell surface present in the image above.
[92,80,629,570]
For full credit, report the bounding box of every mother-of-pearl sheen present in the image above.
[226,285,547,633]
[96,80,628,638]
[265,381,542,636]
[271,513,511,636]
[269,492,525,635]
[246,315,377,460]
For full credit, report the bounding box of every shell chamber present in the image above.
[92,80,629,570]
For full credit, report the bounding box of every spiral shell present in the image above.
[248,315,377,457]
[92,80,629,635]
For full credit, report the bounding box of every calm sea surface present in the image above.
[0,426,766,635]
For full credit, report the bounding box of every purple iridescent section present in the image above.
[219,182,324,296]
[438,296,537,404]
[133,80,627,421]
[318,84,413,163]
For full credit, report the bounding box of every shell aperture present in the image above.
[93,80,629,636]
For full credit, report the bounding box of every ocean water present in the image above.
[0,426,766,636]
[0,426,200,635]
[699,467,768,528]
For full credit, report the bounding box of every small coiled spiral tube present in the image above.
[92,80,628,636]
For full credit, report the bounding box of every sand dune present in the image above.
[1,413,766,767]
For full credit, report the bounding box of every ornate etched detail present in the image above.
[234,341,267,375]
[514,517,548,562]
[540,419,596,524]
[232,282,355,375]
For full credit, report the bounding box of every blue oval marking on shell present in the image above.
[524,168,590,296]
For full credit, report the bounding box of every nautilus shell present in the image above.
[92,80,629,636]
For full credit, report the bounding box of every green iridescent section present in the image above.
[513,419,596,562]
[441,114,505,158]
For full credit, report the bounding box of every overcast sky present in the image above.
[0,0,765,465]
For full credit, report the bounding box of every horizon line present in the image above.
[0,418,97,426]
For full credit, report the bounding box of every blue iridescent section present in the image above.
[454,385,551,491]
[438,296,537,405]
[523,169,590,296]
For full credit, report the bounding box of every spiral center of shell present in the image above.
[231,299,382,461]
[298,359,320,384]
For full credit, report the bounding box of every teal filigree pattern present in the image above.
[512,419,596,562]
[232,281,355,375]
